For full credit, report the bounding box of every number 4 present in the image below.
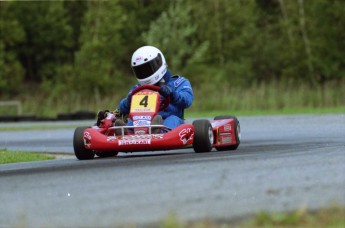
[139,95,148,107]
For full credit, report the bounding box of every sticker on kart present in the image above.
[130,93,157,113]
[179,127,193,145]
[118,139,151,146]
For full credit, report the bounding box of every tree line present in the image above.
[1,0,344,97]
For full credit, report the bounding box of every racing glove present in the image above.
[159,85,173,98]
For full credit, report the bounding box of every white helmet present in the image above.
[131,46,167,85]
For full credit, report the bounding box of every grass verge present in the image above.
[159,206,345,228]
[1,81,343,118]
[186,106,345,118]
[0,124,87,132]
[0,148,54,164]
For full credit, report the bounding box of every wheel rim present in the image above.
[237,123,241,141]
[208,126,214,144]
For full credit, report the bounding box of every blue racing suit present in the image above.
[119,70,194,129]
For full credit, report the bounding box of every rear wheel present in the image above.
[193,119,214,153]
[214,116,240,151]
[73,126,95,160]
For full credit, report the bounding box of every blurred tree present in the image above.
[8,1,73,83]
[63,0,88,59]
[0,1,25,95]
[273,0,345,85]
[1,0,344,99]
[191,0,258,86]
[143,0,209,75]
[307,0,345,85]
[72,0,128,95]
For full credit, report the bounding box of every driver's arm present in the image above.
[171,79,194,109]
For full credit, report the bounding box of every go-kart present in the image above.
[73,85,241,160]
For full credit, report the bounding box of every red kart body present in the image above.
[73,85,240,160]
[83,124,194,152]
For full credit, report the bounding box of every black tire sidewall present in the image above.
[73,126,95,160]
[193,119,213,153]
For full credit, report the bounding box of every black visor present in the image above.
[132,53,163,79]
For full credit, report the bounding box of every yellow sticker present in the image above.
[130,93,158,113]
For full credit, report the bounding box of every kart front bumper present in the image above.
[83,124,194,152]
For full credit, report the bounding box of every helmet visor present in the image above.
[132,53,163,79]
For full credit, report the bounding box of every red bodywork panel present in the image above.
[83,124,195,152]
[211,119,238,147]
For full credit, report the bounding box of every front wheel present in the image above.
[95,151,118,158]
[73,126,95,160]
[214,116,241,151]
[193,119,214,153]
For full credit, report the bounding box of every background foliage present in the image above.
[0,0,344,115]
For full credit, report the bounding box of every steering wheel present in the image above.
[130,85,171,111]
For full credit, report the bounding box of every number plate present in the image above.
[130,94,157,113]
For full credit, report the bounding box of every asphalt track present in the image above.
[0,114,344,227]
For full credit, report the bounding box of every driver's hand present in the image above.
[159,85,172,98]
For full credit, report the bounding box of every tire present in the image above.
[95,151,118,158]
[73,126,95,160]
[214,115,241,151]
[193,119,214,153]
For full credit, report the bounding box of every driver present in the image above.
[116,46,194,129]
[116,45,194,131]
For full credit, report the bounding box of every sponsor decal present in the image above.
[136,56,143,61]
[224,124,231,132]
[133,120,151,126]
[118,139,151,146]
[152,134,164,139]
[221,136,232,144]
[179,128,193,144]
[133,116,152,121]
[174,76,185,87]
[83,131,91,148]
[134,130,146,135]
[107,136,117,142]
[111,134,164,141]
[133,108,153,112]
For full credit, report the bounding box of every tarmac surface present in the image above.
[0,114,344,227]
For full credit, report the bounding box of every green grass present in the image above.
[0,81,343,118]
[186,106,345,118]
[0,124,87,132]
[249,206,345,228]
[0,149,54,164]
[191,80,344,113]
[158,206,345,228]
